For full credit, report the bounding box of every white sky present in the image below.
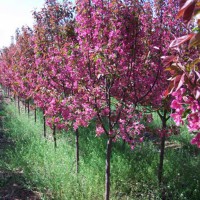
[0,0,45,48]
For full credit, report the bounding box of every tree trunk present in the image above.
[43,111,46,138]
[105,138,113,200]
[75,129,79,174]
[157,109,168,200]
[34,108,37,123]
[25,101,27,113]
[27,100,30,118]
[18,96,20,115]
[53,124,57,149]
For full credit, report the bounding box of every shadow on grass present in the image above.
[0,169,41,200]
[0,133,42,199]
[0,98,42,200]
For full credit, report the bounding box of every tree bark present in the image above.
[157,109,168,200]
[34,108,37,123]
[53,124,57,149]
[158,131,166,185]
[27,100,30,118]
[25,101,27,113]
[18,96,20,115]
[43,111,46,138]
[75,129,79,174]
[105,138,113,200]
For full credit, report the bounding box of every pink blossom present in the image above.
[96,125,104,136]
[190,133,200,148]
[171,113,184,126]
[171,100,182,110]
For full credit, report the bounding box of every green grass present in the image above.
[1,101,200,199]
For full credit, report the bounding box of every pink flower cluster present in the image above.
[171,88,200,148]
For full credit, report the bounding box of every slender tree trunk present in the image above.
[75,129,79,174]
[43,111,46,138]
[25,100,27,113]
[18,96,20,115]
[105,138,113,200]
[53,124,57,149]
[34,108,37,123]
[159,133,166,200]
[27,100,30,118]
[158,109,168,200]
[158,130,166,185]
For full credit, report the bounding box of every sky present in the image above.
[0,0,45,49]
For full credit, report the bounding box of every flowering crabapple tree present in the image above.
[0,38,26,114]
[13,27,36,117]
[32,0,76,142]
[75,0,154,199]
[74,0,185,199]
[126,0,187,190]
[32,0,90,173]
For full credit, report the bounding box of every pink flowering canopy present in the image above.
[0,0,196,148]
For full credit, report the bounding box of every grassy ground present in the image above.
[0,98,200,199]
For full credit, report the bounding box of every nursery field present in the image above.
[0,0,200,200]
[0,94,200,200]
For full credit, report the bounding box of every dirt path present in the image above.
[0,90,41,200]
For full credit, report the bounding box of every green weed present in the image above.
[1,102,200,200]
